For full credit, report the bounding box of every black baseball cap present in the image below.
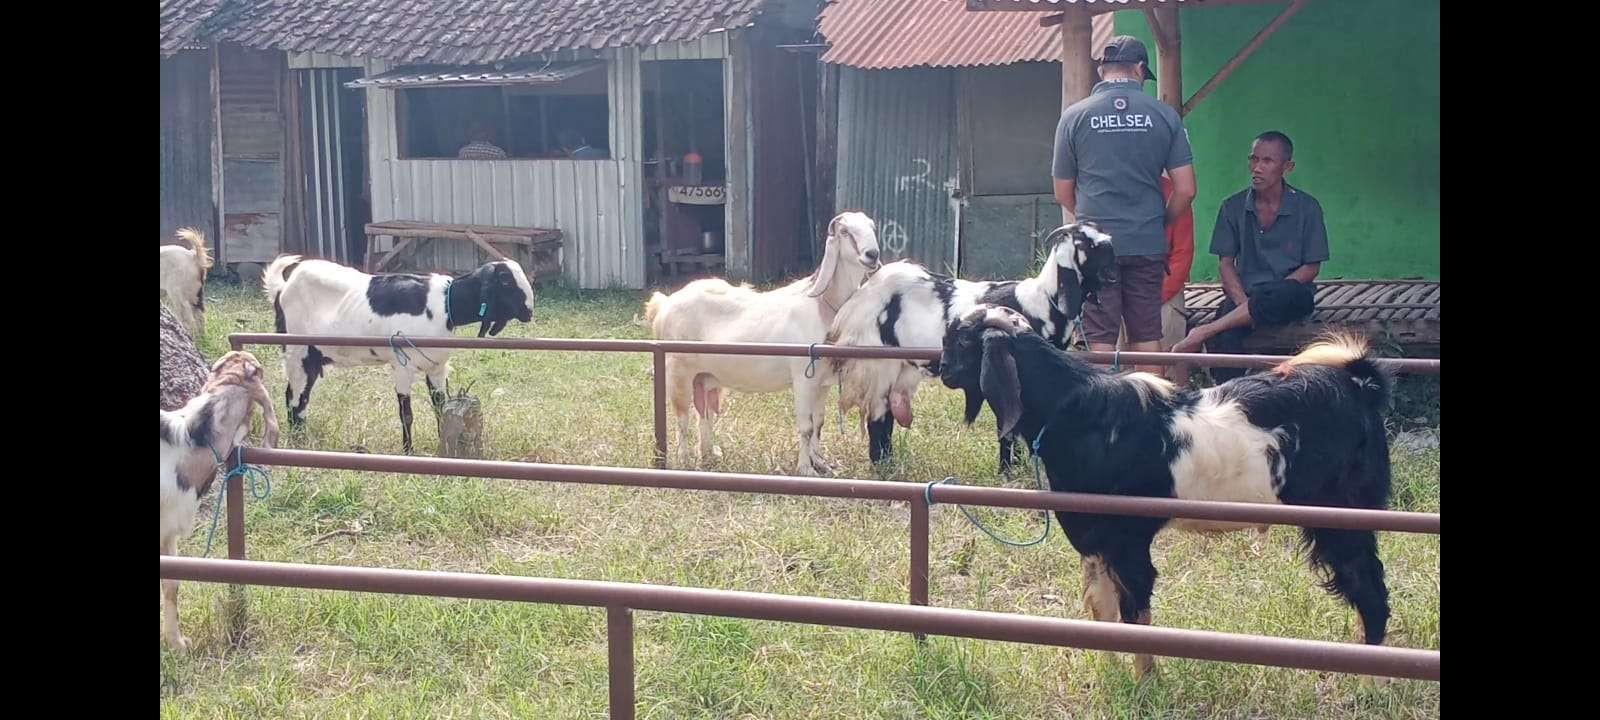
[1099,35,1155,81]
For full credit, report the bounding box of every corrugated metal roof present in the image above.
[162,1,775,63]
[346,60,606,89]
[819,0,1111,70]
[966,0,1278,14]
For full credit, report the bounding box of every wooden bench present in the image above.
[364,220,563,280]
[654,248,725,279]
[1182,280,1439,356]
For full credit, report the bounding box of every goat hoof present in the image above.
[166,634,191,654]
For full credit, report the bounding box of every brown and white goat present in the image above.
[159,351,278,652]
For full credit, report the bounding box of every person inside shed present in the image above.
[559,130,607,160]
[457,123,508,160]
[1171,130,1326,383]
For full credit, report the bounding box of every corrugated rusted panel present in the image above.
[160,50,216,242]
[819,0,1112,70]
[835,66,958,273]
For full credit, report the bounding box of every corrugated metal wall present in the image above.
[750,35,817,282]
[834,66,958,274]
[160,50,216,244]
[363,50,646,289]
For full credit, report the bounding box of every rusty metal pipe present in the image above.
[161,556,1440,682]
[226,334,1439,374]
[652,349,668,470]
[239,448,1440,534]
[608,606,635,720]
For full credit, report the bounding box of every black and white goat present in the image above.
[940,304,1395,679]
[160,228,213,337]
[160,351,279,652]
[263,255,536,452]
[826,223,1115,468]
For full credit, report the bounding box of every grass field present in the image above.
[160,280,1440,719]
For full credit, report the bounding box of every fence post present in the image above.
[226,452,247,561]
[608,605,636,720]
[910,495,930,643]
[224,450,250,643]
[652,347,668,470]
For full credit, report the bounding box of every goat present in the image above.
[263,255,536,453]
[160,228,213,337]
[940,304,1394,679]
[160,351,279,652]
[826,223,1115,469]
[644,211,882,476]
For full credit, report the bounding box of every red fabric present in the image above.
[1161,175,1195,303]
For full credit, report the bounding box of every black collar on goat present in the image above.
[938,305,1397,679]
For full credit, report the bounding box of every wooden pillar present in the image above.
[1060,11,1094,224]
[1060,12,1095,112]
[1150,7,1183,113]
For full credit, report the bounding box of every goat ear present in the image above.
[980,333,1023,439]
[807,221,842,298]
[961,387,985,426]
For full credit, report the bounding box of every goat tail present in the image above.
[1276,331,1393,410]
[175,227,213,270]
[262,254,303,302]
[643,291,669,333]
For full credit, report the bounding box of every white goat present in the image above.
[160,350,279,652]
[160,228,213,337]
[644,211,882,476]
[263,255,536,453]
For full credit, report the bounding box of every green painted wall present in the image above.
[1116,0,1439,281]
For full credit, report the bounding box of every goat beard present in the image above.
[478,319,508,337]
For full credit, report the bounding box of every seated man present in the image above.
[457,123,508,160]
[1172,130,1326,383]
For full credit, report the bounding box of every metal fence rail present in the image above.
[163,556,1440,720]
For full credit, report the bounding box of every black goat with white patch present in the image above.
[940,304,1395,679]
[826,223,1115,469]
[263,254,536,452]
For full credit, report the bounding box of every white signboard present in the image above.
[668,185,727,205]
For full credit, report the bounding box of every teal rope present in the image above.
[805,343,821,379]
[1072,315,1121,372]
[924,457,1052,548]
[200,445,272,558]
[388,330,438,368]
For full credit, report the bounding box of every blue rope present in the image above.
[924,449,1052,549]
[200,446,273,558]
[805,342,821,379]
[388,331,438,368]
[1072,315,1121,372]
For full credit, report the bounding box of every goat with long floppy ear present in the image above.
[807,215,858,299]
[947,306,1031,438]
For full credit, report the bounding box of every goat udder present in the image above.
[692,374,722,417]
[889,391,913,428]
